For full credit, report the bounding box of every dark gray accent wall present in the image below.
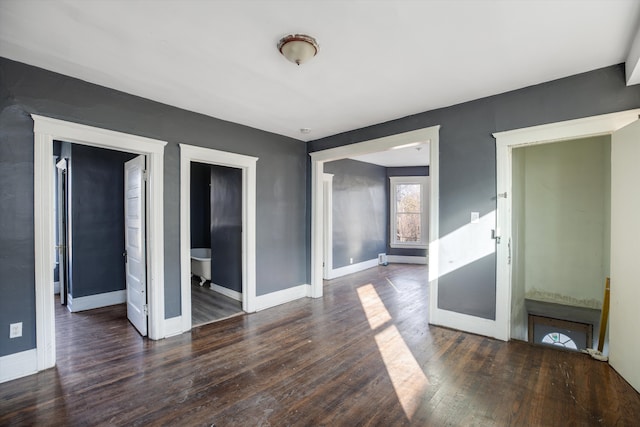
[0,104,36,357]
[190,162,211,250]
[386,166,429,257]
[309,64,640,320]
[210,165,242,292]
[69,144,136,298]
[0,57,308,356]
[324,159,386,268]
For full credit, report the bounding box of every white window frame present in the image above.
[389,176,429,249]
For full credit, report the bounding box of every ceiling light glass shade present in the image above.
[278,34,319,65]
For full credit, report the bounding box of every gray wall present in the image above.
[190,162,211,250]
[210,164,242,292]
[0,57,308,356]
[309,64,640,320]
[386,166,429,257]
[0,104,35,357]
[69,144,136,298]
[324,159,386,268]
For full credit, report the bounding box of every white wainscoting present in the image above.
[0,349,37,383]
[66,290,126,312]
[327,258,379,280]
[255,284,311,312]
[210,283,242,302]
[164,316,183,338]
[387,255,428,265]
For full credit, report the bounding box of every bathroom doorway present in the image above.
[179,143,258,334]
[190,161,243,326]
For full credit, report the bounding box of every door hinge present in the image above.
[507,238,512,265]
[143,304,149,316]
[143,170,148,181]
[498,192,508,199]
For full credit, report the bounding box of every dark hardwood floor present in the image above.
[2,264,639,426]
[191,278,243,326]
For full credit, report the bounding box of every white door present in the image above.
[609,120,640,393]
[124,155,147,336]
[55,159,68,305]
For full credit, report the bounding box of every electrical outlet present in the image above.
[9,322,22,339]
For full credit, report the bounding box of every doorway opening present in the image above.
[52,141,142,330]
[510,136,610,350]
[33,115,167,373]
[494,108,640,344]
[189,162,243,326]
[179,143,258,334]
[310,126,439,299]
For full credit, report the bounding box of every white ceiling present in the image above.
[1,0,640,147]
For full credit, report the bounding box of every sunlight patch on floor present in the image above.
[357,284,392,330]
[357,283,429,420]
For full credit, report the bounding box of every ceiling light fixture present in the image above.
[278,34,319,65]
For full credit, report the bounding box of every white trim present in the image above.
[493,109,640,342]
[389,175,429,249]
[32,115,167,374]
[310,126,440,300]
[53,281,60,294]
[322,173,334,279]
[0,349,37,384]
[255,284,311,311]
[429,310,502,338]
[210,283,242,302]
[327,258,379,279]
[386,255,427,265]
[179,144,258,334]
[427,134,440,329]
[164,316,183,338]
[34,128,56,371]
[66,290,126,312]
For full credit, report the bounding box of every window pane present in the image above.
[396,184,421,213]
[396,213,421,242]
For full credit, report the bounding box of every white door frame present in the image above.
[493,109,640,341]
[179,143,258,333]
[33,115,167,372]
[310,126,440,299]
[322,173,334,279]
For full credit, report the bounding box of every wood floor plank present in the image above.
[1,264,639,426]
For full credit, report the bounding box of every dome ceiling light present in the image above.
[277,34,319,65]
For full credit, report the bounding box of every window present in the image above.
[390,176,429,249]
[541,332,578,350]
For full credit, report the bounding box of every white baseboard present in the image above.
[67,290,126,312]
[0,349,37,383]
[328,258,379,279]
[387,255,428,265]
[164,316,183,338]
[210,283,242,302]
[54,281,60,294]
[255,284,311,311]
